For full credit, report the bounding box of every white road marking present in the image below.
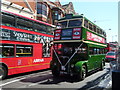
[0,77,25,87]
[0,70,51,87]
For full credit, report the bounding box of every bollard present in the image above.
[112,70,120,90]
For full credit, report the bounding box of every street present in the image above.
[0,63,111,89]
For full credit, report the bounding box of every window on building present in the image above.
[37,3,47,16]
[52,10,61,21]
[54,11,59,20]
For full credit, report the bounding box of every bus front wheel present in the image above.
[0,65,7,80]
[77,65,87,81]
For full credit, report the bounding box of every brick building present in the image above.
[1,0,76,25]
[62,2,76,14]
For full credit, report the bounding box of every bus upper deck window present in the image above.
[84,19,88,28]
[2,13,15,27]
[93,25,96,32]
[59,21,67,28]
[89,23,93,30]
[68,20,82,27]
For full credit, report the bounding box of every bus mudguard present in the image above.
[75,61,88,73]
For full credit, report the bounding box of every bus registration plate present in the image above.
[61,66,66,71]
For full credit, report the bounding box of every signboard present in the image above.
[72,28,81,39]
[1,29,53,57]
[62,29,72,37]
[87,31,105,43]
[54,28,81,40]
[54,30,61,40]
[1,29,53,43]
[61,29,72,40]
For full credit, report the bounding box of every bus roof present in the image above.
[2,10,56,28]
[58,14,104,32]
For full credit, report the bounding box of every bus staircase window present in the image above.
[53,43,83,67]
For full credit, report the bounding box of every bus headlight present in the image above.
[71,64,74,68]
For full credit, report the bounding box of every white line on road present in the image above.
[0,77,25,87]
[0,70,51,87]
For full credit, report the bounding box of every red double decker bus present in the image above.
[106,43,119,52]
[0,10,55,79]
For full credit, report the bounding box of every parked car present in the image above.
[105,52,117,62]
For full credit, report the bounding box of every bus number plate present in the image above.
[61,66,66,71]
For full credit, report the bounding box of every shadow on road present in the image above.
[20,73,79,84]
[5,69,50,80]
[20,69,110,86]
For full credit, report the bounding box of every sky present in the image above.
[52,0,118,43]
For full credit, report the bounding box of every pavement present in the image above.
[98,73,112,90]
[95,55,120,90]
[92,64,112,90]
[95,53,120,90]
[79,63,112,90]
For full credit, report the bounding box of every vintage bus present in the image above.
[0,10,55,79]
[50,14,107,80]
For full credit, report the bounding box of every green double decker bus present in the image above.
[50,14,107,80]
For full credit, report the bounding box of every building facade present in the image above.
[1,0,76,25]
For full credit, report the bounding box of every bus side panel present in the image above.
[88,55,105,71]
[33,44,42,58]
[87,55,95,71]
[4,43,52,76]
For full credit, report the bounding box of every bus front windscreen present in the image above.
[59,21,67,28]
